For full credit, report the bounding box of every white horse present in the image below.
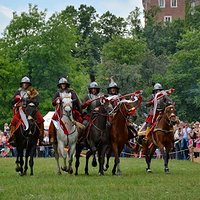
[52,94,78,174]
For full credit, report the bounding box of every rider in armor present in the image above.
[8,76,44,146]
[107,78,120,97]
[48,77,82,144]
[82,81,102,126]
[144,83,174,140]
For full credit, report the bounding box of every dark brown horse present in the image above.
[75,99,110,176]
[143,104,176,173]
[110,99,136,175]
[15,104,40,176]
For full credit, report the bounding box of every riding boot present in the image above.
[48,121,56,144]
[8,125,16,146]
[143,127,151,142]
[38,122,44,145]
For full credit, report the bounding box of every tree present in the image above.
[164,29,200,121]
[127,7,143,38]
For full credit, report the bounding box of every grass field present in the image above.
[0,157,199,200]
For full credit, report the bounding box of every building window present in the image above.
[171,0,177,7]
[164,16,172,22]
[159,0,165,8]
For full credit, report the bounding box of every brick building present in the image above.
[142,0,185,22]
[142,0,200,23]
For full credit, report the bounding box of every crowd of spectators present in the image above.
[174,121,200,160]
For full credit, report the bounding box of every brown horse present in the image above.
[110,99,136,175]
[143,104,176,173]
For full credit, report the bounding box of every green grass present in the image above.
[0,157,199,200]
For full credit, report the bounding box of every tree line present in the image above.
[0,3,200,127]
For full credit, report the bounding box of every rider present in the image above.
[107,77,120,97]
[48,77,82,144]
[144,83,174,140]
[81,81,102,126]
[8,76,44,146]
[107,78,137,144]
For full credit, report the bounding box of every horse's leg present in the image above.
[144,142,156,173]
[29,145,36,176]
[67,143,76,174]
[98,144,109,176]
[97,147,104,176]
[53,143,61,175]
[15,149,21,172]
[104,146,111,171]
[24,148,29,175]
[75,143,83,175]
[163,145,171,173]
[85,149,93,175]
[111,143,119,176]
[58,142,68,173]
[19,149,24,176]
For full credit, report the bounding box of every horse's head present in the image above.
[118,99,136,117]
[25,103,37,120]
[61,94,73,118]
[163,104,176,125]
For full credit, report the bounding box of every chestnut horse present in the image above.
[15,103,40,176]
[110,99,136,175]
[143,104,176,173]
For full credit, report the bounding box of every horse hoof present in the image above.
[146,168,152,173]
[164,168,169,174]
[98,172,104,176]
[85,172,89,176]
[19,172,24,176]
[57,171,62,175]
[16,167,21,172]
[117,172,122,176]
[61,166,68,172]
[69,169,73,174]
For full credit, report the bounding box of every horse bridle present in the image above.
[164,105,176,126]
[61,100,77,135]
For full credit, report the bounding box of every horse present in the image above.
[15,103,40,176]
[110,99,136,175]
[75,98,110,176]
[143,104,176,173]
[52,94,79,174]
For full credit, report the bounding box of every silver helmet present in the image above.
[57,77,70,87]
[20,76,31,85]
[153,83,163,91]
[88,81,100,89]
[107,77,119,90]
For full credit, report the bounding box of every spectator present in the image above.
[181,122,191,160]
[189,121,200,158]
[43,130,49,157]
[174,123,183,160]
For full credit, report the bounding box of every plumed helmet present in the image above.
[107,77,119,90]
[20,76,31,86]
[57,77,70,87]
[88,81,100,89]
[153,83,163,91]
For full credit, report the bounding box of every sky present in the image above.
[0,0,144,36]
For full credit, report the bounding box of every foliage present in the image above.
[1,2,200,125]
[164,29,200,121]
